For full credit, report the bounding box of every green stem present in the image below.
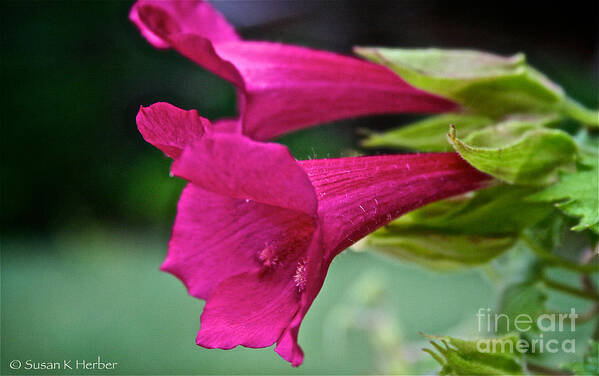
[562,97,599,127]
[522,234,599,274]
[526,362,572,376]
[546,307,598,325]
[542,276,599,301]
[575,305,599,325]
[581,269,599,339]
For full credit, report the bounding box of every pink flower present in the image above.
[137,104,491,366]
[130,0,456,140]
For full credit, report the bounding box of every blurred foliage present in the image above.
[529,135,599,233]
[1,2,237,230]
[423,333,525,375]
[496,281,548,334]
[1,233,496,374]
[562,340,599,375]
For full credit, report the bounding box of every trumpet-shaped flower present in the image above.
[130,0,456,140]
[136,104,491,366]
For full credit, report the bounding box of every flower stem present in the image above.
[581,248,599,339]
[575,305,599,325]
[522,234,599,274]
[561,97,599,127]
[542,276,599,301]
[526,362,572,376]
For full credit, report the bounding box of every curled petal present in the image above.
[136,102,210,159]
[129,0,239,49]
[171,133,317,215]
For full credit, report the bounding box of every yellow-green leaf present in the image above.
[528,149,599,233]
[423,334,525,375]
[385,185,553,236]
[365,232,514,270]
[362,185,552,269]
[448,125,578,186]
[362,113,493,152]
[354,47,598,126]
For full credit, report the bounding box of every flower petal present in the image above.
[171,133,317,215]
[159,134,490,366]
[164,132,318,301]
[275,228,328,366]
[136,102,210,159]
[211,117,240,134]
[196,268,300,349]
[129,0,239,49]
[170,37,457,140]
[163,183,315,300]
[195,227,327,363]
[131,0,457,140]
[299,153,492,256]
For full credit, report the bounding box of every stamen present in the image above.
[294,259,307,292]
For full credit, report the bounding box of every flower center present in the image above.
[257,245,281,268]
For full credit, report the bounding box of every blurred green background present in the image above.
[2,1,598,374]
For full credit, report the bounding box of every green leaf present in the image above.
[385,185,553,236]
[528,145,599,233]
[496,281,547,334]
[362,185,552,269]
[463,114,560,147]
[523,211,567,254]
[366,232,515,270]
[448,124,578,186]
[423,334,525,375]
[562,340,599,376]
[362,113,493,152]
[354,47,598,126]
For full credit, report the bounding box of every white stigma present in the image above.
[258,246,279,268]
